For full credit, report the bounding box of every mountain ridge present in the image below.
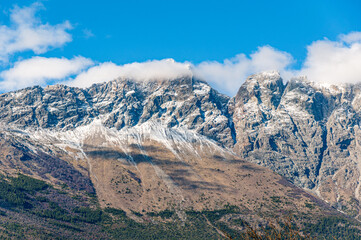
[2,71,361,238]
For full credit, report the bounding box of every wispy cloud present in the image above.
[0,56,93,91]
[82,29,94,39]
[0,2,72,63]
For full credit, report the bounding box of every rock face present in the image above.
[0,77,330,219]
[0,77,233,147]
[2,72,361,218]
[229,71,361,217]
[229,72,326,189]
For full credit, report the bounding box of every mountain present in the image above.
[0,73,361,239]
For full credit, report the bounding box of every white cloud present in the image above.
[192,46,294,95]
[250,46,294,74]
[0,2,72,63]
[68,59,192,88]
[66,62,124,87]
[0,56,93,91]
[339,31,361,44]
[299,32,361,84]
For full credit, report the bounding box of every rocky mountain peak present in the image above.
[0,76,234,147]
[234,70,285,110]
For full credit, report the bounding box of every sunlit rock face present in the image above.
[229,71,361,217]
[0,76,233,147]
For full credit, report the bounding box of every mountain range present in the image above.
[0,71,361,239]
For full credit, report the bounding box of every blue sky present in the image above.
[0,0,361,95]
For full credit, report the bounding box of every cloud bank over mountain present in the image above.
[64,35,361,96]
[67,59,192,88]
[1,3,361,96]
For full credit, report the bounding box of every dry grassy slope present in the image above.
[84,139,324,216]
[43,121,335,220]
[0,131,94,194]
[0,122,336,221]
